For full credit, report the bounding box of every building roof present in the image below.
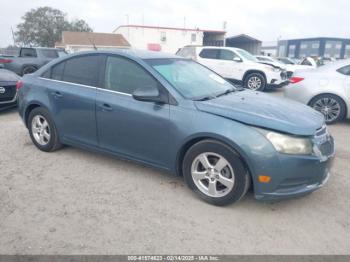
[56,31,131,47]
[114,25,226,34]
[226,34,262,43]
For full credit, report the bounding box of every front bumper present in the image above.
[254,132,335,202]
[266,71,289,89]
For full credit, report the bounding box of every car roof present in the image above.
[65,49,180,60]
[182,45,242,52]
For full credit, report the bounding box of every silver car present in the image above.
[284,59,350,124]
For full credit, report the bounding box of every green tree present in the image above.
[15,7,92,47]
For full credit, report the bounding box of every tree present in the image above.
[15,7,92,47]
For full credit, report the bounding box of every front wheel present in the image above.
[309,94,346,124]
[183,140,250,206]
[244,73,266,91]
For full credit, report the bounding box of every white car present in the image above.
[284,59,350,124]
[176,46,289,91]
[257,55,315,78]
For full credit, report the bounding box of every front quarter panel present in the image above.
[169,105,280,194]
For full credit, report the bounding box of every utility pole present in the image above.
[11,26,16,46]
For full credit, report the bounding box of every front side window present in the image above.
[104,56,159,94]
[219,50,236,61]
[199,49,219,59]
[62,55,102,86]
[301,59,312,66]
[146,58,234,100]
[235,49,258,62]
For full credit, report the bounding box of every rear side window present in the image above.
[20,48,37,57]
[41,50,58,59]
[199,49,219,59]
[51,62,65,80]
[337,65,350,76]
[104,56,158,94]
[62,55,102,86]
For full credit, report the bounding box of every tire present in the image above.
[244,72,266,91]
[28,107,62,152]
[183,139,250,206]
[309,94,346,124]
[22,65,37,75]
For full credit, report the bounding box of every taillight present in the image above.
[289,77,304,84]
[0,59,13,63]
[16,80,23,90]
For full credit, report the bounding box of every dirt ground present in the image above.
[0,89,350,254]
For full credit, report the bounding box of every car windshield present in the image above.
[236,49,259,62]
[279,58,295,65]
[146,58,236,100]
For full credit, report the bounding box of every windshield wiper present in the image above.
[194,95,217,101]
[216,87,236,98]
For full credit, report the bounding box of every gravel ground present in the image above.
[0,90,350,255]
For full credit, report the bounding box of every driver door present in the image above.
[95,55,171,168]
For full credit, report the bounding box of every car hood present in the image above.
[194,90,324,136]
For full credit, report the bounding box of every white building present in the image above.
[113,25,226,54]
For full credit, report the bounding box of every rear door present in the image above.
[96,55,171,168]
[197,48,222,74]
[43,54,104,146]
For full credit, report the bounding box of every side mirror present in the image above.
[233,57,242,63]
[132,86,168,104]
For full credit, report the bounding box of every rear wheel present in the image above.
[183,140,250,206]
[309,94,346,124]
[244,73,266,91]
[28,107,62,152]
[22,65,37,75]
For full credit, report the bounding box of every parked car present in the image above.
[285,59,350,124]
[0,47,67,76]
[18,50,334,206]
[257,55,316,78]
[255,55,293,78]
[0,68,21,111]
[176,46,289,91]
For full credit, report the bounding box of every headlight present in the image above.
[258,129,313,155]
[264,66,280,73]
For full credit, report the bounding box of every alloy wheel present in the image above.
[191,152,235,198]
[247,76,262,90]
[31,115,51,146]
[312,97,341,123]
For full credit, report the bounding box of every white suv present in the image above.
[176,46,289,91]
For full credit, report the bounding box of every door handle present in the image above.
[51,91,63,98]
[99,103,113,112]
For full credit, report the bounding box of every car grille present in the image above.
[0,85,16,102]
[313,125,335,158]
[319,141,334,156]
[280,71,288,80]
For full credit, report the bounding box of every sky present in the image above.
[0,0,349,47]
